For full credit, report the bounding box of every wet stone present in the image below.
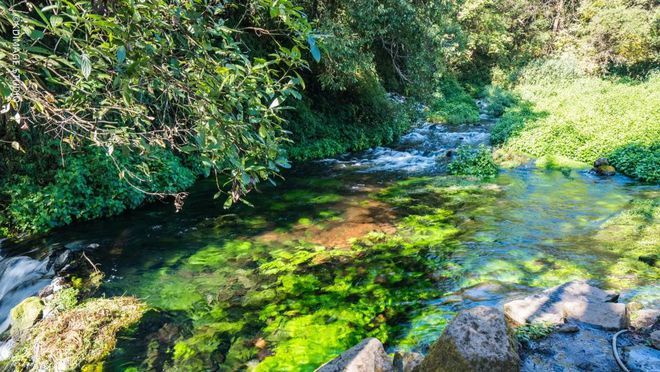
[521,325,620,372]
[504,281,623,330]
[317,338,393,372]
[622,345,660,372]
[392,351,423,372]
[416,306,520,372]
[10,296,44,337]
[651,330,660,350]
[626,308,660,330]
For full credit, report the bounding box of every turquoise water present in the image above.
[1,122,657,370]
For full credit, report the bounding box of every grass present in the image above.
[492,64,660,182]
[514,322,555,344]
[12,297,146,371]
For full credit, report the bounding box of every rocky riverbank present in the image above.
[0,253,147,371]
[319,280,659,372]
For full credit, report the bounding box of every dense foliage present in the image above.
[0,0,315,236]
[492,57,660,182]
[1,0,658,236]
[447,145,498,178]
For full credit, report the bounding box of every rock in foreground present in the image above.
[392,351,423,372]
[622,345,660,372]
[416,306,520,372]
[11,296,146,371]
[504,280,624,330]
[9,297,44,338]
[520,324,620,371]
[317,338,393,372]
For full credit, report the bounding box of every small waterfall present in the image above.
[0,239,70,334]
[321,116,492,174]
[0,254,53,333]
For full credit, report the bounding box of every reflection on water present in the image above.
[0,118,657,370]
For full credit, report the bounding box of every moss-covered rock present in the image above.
[416,306,520,372]
[9,297,44,337]
[12,296,147,371]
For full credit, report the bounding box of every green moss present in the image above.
[12,297,147,371]
[515,323,555,344]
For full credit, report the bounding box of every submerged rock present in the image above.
[651,330,660,350]
[594,158,610,167]
[622,345,660,372]
[592,157,616,176]
[416,306,520,372]
[9,296,44,337]
[521,324,620,371]
[504,280,623,330]
[317,338,393,372]
[625,302,660,330]
[392,351,423,372]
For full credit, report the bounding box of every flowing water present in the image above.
[0,113,657,370]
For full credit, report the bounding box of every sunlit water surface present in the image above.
[0,119,657,370]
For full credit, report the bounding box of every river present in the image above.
[0,110,657,370]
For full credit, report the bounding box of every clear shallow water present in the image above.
[0,121,657,370]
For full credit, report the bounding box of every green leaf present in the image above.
[29,30,44,40]
[80,54,91,79]
[223,197,233,209]
[307,35,321,62]
[50,16,63,28]
[116,46,127,64]
[0,81,11,98]
[258,125,268,138]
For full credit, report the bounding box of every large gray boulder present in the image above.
[415,306,520,372]
[504,280,624,330]
[317,338,393,372]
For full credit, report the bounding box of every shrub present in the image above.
[447,145,498,178]
[428,79,480,125]
[494,68,660,182]
[515,323,555,344]
[490,102,542,145]
[609,144,660,183]
[0,147,195,237]
[285,75,413,160]
[482,85,518,117]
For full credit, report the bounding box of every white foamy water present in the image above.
[0,252,55,333]
[322,122,492,174]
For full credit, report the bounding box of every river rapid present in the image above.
[0,108,657,370]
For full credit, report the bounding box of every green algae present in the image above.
[87,169,657,371]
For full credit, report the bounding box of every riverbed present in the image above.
[0,116,657,370]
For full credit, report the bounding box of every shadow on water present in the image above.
[0,118,657,370]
